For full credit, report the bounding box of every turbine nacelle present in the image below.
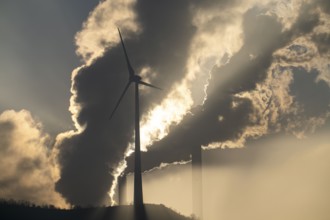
[131,74,142,83]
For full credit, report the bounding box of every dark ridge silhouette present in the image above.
[0,199,192,220]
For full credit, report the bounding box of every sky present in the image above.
[0,0,330,219]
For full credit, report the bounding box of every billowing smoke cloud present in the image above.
[125,0,330,173]
[54,0,330,206]
[55,0,196,206]
[0,110,68,208]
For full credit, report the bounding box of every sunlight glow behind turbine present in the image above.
[140,81,194,150]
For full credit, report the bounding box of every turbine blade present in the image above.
[117,28,135,77]
[109,81,131,120]
[138,80,162,90]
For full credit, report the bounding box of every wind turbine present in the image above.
[109,28,161,209]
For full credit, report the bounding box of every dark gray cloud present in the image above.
[312,33,330,54]
[290,3,320,35]
[0,121,14,151]
[290,68,330,116]
[315,0,330,14]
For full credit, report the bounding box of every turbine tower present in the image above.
[110,28,161,209]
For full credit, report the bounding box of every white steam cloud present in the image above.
[75,0,140,64]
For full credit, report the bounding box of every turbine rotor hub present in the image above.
[131,75,142,82]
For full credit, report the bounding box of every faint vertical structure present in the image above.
[192,144,203,220]
[118,174,127,205]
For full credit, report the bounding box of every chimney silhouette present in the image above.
[118,174,127,205]
[192,144,203,219]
